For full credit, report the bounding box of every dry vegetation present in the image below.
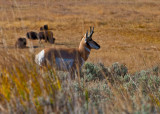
[0,0,160,113]
[1,0,160,72]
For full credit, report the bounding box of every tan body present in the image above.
[35,27,100,78]
[44,48,84,71]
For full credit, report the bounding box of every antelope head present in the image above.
[85,27,100,50]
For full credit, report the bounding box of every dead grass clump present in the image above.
[0,54,159,113]
[0,53,61,113]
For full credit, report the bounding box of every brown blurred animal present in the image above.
[43,25,48,30]
[15,38,27,48]
[38,25,55,44]
[26,31,38,40]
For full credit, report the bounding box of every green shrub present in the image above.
[82,62,108,81]
[82,62,128,82]
[110,62,128,77]
[1,54,160,114]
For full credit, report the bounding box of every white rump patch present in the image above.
[89,42,99,49]
[55,58,74,70]
[35,50,45,66]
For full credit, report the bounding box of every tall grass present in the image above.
[0,52,159,113]
[0,51,61,113]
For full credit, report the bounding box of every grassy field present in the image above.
[0,0,160,113]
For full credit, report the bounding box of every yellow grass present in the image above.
[1,0,160,73]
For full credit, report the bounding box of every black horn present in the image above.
[89,26,94,38]
[86,30,88,38]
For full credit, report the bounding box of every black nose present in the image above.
[98,45,100,49]
[93,41,100,49]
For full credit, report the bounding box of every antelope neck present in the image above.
[79,46,91,61]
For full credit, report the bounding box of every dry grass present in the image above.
[0,0,160,113]
[1,0,160,72]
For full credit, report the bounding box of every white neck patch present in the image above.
[85,46,90,52]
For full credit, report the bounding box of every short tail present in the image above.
[35,50,45,66]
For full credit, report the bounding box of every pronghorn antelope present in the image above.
[35,27,100,78]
